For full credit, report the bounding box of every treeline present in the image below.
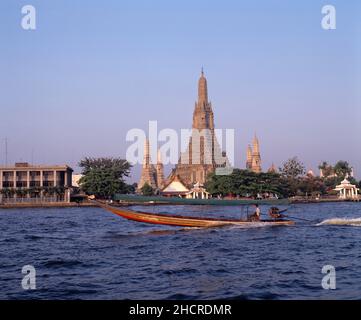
[76,157,360,199]
[205,157,360,199]
[205,169,289,198]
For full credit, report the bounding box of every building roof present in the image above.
[334,178,359,190]
[0,163,73,171]
[162,175,190,193]
[187,182,210,195]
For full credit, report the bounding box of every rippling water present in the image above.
[1,202,361,299]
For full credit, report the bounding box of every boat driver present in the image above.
[249,204,261,221]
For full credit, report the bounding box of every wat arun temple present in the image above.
[138,70,262,194]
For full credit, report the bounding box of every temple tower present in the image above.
[192,69,214,130]
[156,149,165,189]
[137,139,157,191]
[170,69,228,186]
[246,145,253,170]
[268,163,277,173]
[251,134,262,173]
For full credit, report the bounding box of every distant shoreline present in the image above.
[0,202,98,209]
[289,198,360,204]
[0,197,359,209]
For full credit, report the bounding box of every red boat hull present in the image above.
[99,203,295,228]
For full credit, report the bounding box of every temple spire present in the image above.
[156,149,165,189]
[138,139,157,192]
[246,145,253,170]
[192,69,214,130]
[198,68,208,105]
[171,70,229,186]
[253,134,260,154]
[143,139,150,167]
[251,134,261,173]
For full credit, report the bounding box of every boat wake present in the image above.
[317,217,361,227]
[226,222,281,229]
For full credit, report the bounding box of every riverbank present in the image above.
[289,197,360,204]
[0,196,359,209]
[0,202,98,209]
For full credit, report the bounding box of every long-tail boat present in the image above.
[97,202,295,228]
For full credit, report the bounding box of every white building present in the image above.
[334,177,359,200]
[72,174,83,188]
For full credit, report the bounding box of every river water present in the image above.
[0,202,360,299]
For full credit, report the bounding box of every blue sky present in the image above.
[0,0,360,182]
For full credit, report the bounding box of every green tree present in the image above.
[298,176,326,196]
[278,157,307,196]
[318,161,334,177]
[205,169,289,198]
[0,188,15,198]
[125,183,137,194]
[140,183,154,196]
[319,160,355,191]
[279,157,306,179]
[78,157,132,199]
[333,160,352,178]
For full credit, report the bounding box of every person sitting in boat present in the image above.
[249,204,261,221]
[268,207,286,219]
